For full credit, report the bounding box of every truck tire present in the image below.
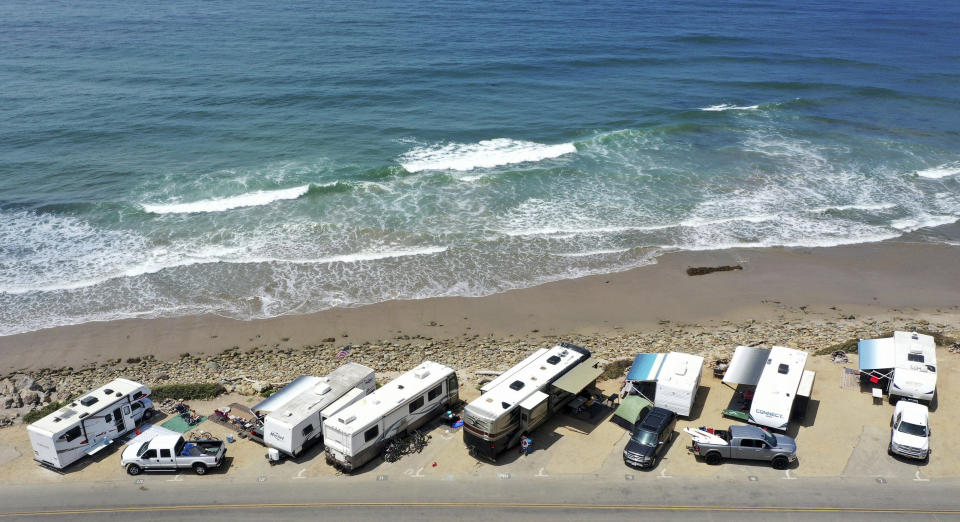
[142,408,154,420]
[126,464,142,476]
[771,455,790,470]
[704,452,722,465]
[192,463,208,475]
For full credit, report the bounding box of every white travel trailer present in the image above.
[322,361,458,472]
[256,363,376,458]
[858,331,937,403]
[463,343,597,460]
[654,352,704,417]
[27,378,153,469]
[749,346,808,431]
[722,345,814,431]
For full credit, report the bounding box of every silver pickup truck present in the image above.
[685,425,797,469]
[121,434,226,475]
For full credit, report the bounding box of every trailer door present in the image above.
[112,407,126,433]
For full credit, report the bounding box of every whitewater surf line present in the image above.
[399,138,577,173]
[142,184,313,214]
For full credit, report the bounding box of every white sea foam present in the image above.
[805,203,897,213]
[499,224,672,237]
[399,138,577,172]
[553,248,632,257]
[142,184,312,214]
[916,161,960,179]
[700,104,760,111]
[890,214,958,232]
[679,214,778,227]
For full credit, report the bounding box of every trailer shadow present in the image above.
[685,386,711,421]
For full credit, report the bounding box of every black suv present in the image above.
[623,407,677,469]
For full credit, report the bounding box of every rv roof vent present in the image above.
[912,333,919,340]
[509,380,525,391]
[397,385,405,390]
[53,417,61,422]
[314,383,332,395]
[103,389,113,395]
[546,356,561,365]
[501,402,511,410]
[675,363,687,376]
[341,415,356,424]
[414,369,431,379]
[80,396,99,407]
[530,376,537,381]
[560,349,569,357]
[778,364,789,374]
[485,397,493,403]
[285,411,293,417]
[78,413,89,419]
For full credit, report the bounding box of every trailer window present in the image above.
[428,385,442,401]
[62,426,82,442]
[160,449,171,458]
[303,424,314,436]
[105,414,112,423]
[907,353,924,363]
[131,402,142,411]
[364,426,379,442]
[409,396,425,413]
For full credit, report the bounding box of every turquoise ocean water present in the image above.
[1,0,959,336]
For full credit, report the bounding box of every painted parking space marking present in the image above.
[404,467,425,478]
[257,476,267,483]
[166,473,183,482]
[624,474,634,481]
[875,477,887,484]
[914,470,929,482]
[748,476,758,482]
[293,468,307,479]
[376,475,388,481]
[535,467,548,478]
[783,469,796,480]
[658,467,672,479]
[498,473,511,479]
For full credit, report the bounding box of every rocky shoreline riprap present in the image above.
[2,314,957,428]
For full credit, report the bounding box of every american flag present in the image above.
[337,346,351,359]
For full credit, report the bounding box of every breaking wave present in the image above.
[399,138,577,172]
[916,161,960,179]
[700,104,760,111]
[142,184,314,214]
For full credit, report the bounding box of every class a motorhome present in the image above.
[322,361,458,472]
[256,363,376,458]
[27,378,153,469]
[749,346,809,431]
[654,352,704,418]
[462,343,594,461]
[858,331,937,403]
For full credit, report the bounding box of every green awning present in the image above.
[613,395,653,427]
[552,358,604,395]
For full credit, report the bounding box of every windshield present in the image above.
[762,431,777,447]
[898,421,928,437]
[136,442,150,457]
[631,430,658,447]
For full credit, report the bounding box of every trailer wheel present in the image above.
[704,452,722,465]
[771,456,789,470]
[126,464,142,476]
[192,463,208,475]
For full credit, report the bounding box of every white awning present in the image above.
[722,346,771,386]
[858,338,895,371]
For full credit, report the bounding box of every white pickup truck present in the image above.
[121,434,226,475]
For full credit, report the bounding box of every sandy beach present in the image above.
[2,240,958,372]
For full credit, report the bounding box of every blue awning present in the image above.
[626,353,666,382]
[858,338,895,371]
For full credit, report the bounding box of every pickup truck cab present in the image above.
[623,407,676,469]
[685,424,797,469]
[122,435,225,475]
[889,400,930,460]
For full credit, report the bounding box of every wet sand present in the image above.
[2,240,959,371]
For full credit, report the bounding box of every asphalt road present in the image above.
[2,473,958,521]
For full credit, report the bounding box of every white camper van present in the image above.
[749,346,808,431]
[462,343,593,460]
[27,378,153,469]
[258,363,376,458]
[654,352,704,417]
[322,361,458,472]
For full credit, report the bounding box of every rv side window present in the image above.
[63,426,82,442]
[428,385,442,401]
[131,402,142,411]
[364,426,379,442]
[159,449,171,458]
[907,353,924,363]
[447,374,458,391]
[105,414,112,423]
[303,424,314,436]
[409,396,425,414]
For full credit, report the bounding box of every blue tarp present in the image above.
[858,338,896,371]
[626,353,666,382]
